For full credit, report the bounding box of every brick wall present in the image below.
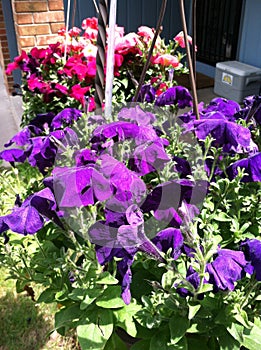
[12,0,65,51]
[0,1,14,93]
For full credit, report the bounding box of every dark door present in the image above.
[63,0,191,41]
[196,0,243,66]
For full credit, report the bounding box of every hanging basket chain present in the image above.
[179,0,199,120]
[192,0,197,82]
[94,0,108,110]
[133,0,168,102]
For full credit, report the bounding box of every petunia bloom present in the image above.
[129,140,170,176]
[155,86,193,108]
[206,248,248,292]
[153,54,182,68]
[240,239,261,280]
[152,228,183,259]
[226,152,261,182]
[191,113,252,153]
[51,108,82,129]
[174,31,193,48]
[0,188,61,236]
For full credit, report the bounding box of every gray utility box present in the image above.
[214,61,261,103]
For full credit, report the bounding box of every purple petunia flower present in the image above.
[155,86,193,108]
[51,108,82,129]
[226,152,261,182]
[129,141,170,176]
[4,126,32,147]
[176,266,200,297]
[74,148,98,166]
[52,165,113,208]
[117,255,134,305]
[0,188,61,236]
[0,148,27,163]
[242,95,261,125]
[206,248,248,292]
[240,239,261,280]
[135,84,156,103]
[152,227,183,259]
[190,112,252,153]
[172,156,192,178]
[29,112,55,131]
[98,154,147,204]
[203,97,240,121]
[27,127,78,174]
[92,121,140,143]
[118,105,156,125]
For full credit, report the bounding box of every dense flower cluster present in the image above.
[6,18,190,123]
[1,91,261,306]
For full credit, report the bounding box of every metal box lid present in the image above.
[216,61,261,76]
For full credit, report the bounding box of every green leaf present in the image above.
[68,288,86,302]
[131,339,151,350]
[226,323,244,344]
[214,212,232,222]
[96,286,126,309]
[114,303,141,337]
[242,322,261,350]
[77,308,113,350]
[232,304,251,329]
[187,336,210,350]
[188,303,201,320]
[37,288,56,304]
[150,326,171,350]
[198,283,213,294]
[80,288,103,310]
[170,337,188,350]
[55,304,82,335]
[169,314,190,345]
[96,272,119,285]
[218,330,241,350]
[162,270,175,290]
[104,333,128,350]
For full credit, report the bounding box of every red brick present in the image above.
[14,1,48,13]
[50,22,65,34]
[33,11,64,23]
[48,0,64,11]
[36,34,60,46]
[20,36,36,47]
[16,13,33,24]
[17,24,50,36]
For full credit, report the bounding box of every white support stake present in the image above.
[105,0,117,118]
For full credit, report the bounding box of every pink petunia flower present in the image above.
[82,17,98,30]
[153,54,182,68]
[115,32,141,55]
[174,31,195,50]
[138,26,154,41]
[68,27,82,37]
[70,84,90,106]
[83,43,97,59]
